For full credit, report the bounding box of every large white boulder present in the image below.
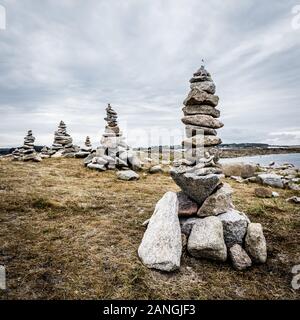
[138,192,182,272]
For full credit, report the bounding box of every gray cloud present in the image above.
[0,0,300,147]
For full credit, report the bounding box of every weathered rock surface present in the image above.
[190,81,216,94]
[257,173,283,188]
[182,115,224,129]
[180,217,200,236]
[197,183,233,217]
[218,209,248,247]
[177,191,199,217]
[183,88,219,107]
[138,192,182,272]
[185,125,217,137]
[229,244,252,270]
[245,223,267,263]
[222,163,257,179]
[187,217,227,262]
[254,187,273,198]
[116,170,139,181]
[182,105,220,118]
[87,163,106,171]
[183,135,222,147]
[171,170,221,205]
[149,165,163,174]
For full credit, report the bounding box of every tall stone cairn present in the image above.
[84,104,142,172]
[12,130,41,162]
[138,66,267,272]
[182,65,223,164]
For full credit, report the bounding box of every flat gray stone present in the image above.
[171,170,221,205]
[116,170,139,181]
[182,105,220,118]
[182,115,224,129]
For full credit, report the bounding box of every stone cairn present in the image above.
[48,121,79,158]
[75,136,93,158]
[84,104,142,177]
[138,66,267,271]
[12,130,41,162]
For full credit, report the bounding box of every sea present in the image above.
[220,153,300,168]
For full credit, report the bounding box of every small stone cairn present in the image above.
[84,104,142,175]
[138,66,267,271]
[12,130,41,162]
[75,136,93,158]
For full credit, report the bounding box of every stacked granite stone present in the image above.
[84,104,142,173]
[12,130,41,162]
[138,66,267,272]
[181,65,223,164]
[75,136,93,158]
[49,121,79,157]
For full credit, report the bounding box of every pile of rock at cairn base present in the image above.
[75,136,93,158]
[138,66,267,272]
[84,104,142,176]
[12,130,42,162]
[48,121,79,158]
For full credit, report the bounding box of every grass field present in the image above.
[0,158,299,299]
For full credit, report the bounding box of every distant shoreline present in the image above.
[220,147,300,158]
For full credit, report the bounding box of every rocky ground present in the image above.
[0,158,299,299]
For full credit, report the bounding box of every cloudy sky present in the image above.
[0,0,300,148]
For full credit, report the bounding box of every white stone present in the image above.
[116,170,140,181]
[187,216,227,262]
[138,192,182,272]
[245,223,267,263]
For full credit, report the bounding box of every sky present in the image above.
[0,0,300,148]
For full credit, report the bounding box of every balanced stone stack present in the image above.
[84,104,142,173]
[12,130,41,162]
[181,65,223,164]
[75,136,93,158]
[50,121,79,157]
[138,66,267,272]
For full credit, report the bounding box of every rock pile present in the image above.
[49,121,79,157]
[138,66,267,271]
[84,104,142,175]
[75,136,93,158]
[12,130,41,162]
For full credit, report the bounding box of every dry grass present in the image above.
[0,158,299,300]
